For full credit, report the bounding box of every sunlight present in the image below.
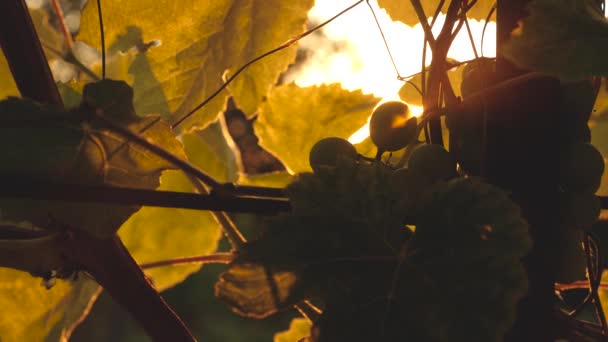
[287,0,496,143]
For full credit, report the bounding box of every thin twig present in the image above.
[366,0,401,79]
[95,0,105,79]
[140,253,235,269]
[92,111,222,189]
[49,0,74,50]
[186,175,246,250]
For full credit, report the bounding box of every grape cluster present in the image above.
[217,122,532,341]
[554,80,604,283]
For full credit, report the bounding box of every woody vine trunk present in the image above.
[494,1,560,340]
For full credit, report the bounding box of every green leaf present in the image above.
[29,8,65,59]
[78,0,314,131]
[57,81,84,109]
[377,0,495,27]
[0,228,64,277]
[0,87,185,238]
[183,122,240,183]
[0,51,19,98]
[0,269,100,342]
[119,170,223,291]
[501,0,608,81]
[274,318,312,342]
[254,83,380,173]
[592,77,608,120]
[398,62,463,107]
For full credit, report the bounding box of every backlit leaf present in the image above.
[274,318,312,342]
[0,51,19,98]
[254,83,379,173]
[119,170,223,291]
[398,62,463,107]
[78,0,314,131]
[0,269,100,342]
[0,84,185,239]
[183,122,240,184]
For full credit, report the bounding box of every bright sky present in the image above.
[284,0,497,143]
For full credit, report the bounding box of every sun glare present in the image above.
[287,0,496,144]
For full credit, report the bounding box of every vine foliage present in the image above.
[0,0,608,341]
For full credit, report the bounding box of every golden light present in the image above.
[286,0,496,144]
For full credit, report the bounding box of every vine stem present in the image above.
[140,253,235,269]
[0,0,63,106]
[58,229,196,342]
[185,176,322,321]
[409,0,437,49]
[93,111,287,200]
[0,179,291,214]
[92,111,222,189]
[49,0,74,50]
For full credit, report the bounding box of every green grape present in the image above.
[369,101,417,152]
[559,142,604,193]
[407,144,457,183]
[308,137,357,173]
[560,192,601,231]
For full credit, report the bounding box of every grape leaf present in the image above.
[0,269,100,342]
[216,159,410,318]
[274,318,312,342]
[118,170,223,291]
[78,0,314,131]
[594,77,608,118]
[501,0,608,81]
[29,8,65,60]
[0,50,19,98]
[377,0,495,27]
[0,82,185,239]
[254,83,380,173]
[183,121,240,184]
[398,62,464,107]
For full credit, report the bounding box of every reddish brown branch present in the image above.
[0,0,62,106]
[0,179,291,214]
[140,253,234,269]
[63,231,195,341]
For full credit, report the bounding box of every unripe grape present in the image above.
[369,101,417,152]
[407,144,457,182]
[309,137,357,172]
[559,142,604,193]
